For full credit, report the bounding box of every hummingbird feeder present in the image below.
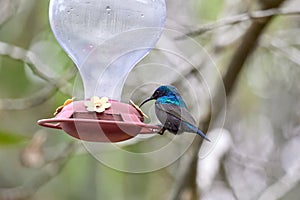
[38,0,166,142]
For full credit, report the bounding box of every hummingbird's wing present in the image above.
[155,103,196,125]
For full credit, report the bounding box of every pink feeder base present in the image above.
[37,100,160,142]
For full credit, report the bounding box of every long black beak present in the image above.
[139,97,154,107]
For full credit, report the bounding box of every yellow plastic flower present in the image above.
[54,97,75,116]
[129,100,148,118]
[84,96,111,113]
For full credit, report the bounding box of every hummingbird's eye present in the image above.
[154,90,160,97]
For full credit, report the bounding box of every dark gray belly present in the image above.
[155,106,184,134]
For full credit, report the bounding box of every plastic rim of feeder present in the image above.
[38,100,161,142]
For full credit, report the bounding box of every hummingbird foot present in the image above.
[158,127,166,135]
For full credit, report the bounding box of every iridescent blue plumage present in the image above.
[140,85,210,141]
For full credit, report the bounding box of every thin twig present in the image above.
[220,159,239,200]
[257,161,300,200]
[0,142,79,200]
[0,85,56,110]
[176,7,300,39]
[0,0,18,27]
[0,41,77,87]
[0,42,77,110]
[261,36,300,67]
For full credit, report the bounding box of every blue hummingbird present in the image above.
[140,85,210,142]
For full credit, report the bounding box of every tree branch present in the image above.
[0,0,19,27]
[169,0,287,199]
[257,161,300,200]
[220,159,239,200]
[176,7,300,39]
[261,36,300,67]
[0,142,79,200]
[0,85,57,110]
[0,42,77,110]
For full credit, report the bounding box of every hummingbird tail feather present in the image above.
[186,123,211,142]
[196,129,211,142]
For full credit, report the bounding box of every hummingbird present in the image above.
[140,85,210,142]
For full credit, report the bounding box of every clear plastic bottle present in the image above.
[49,0,166,100]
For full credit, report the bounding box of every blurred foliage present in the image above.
[195,0,225,20]
[0,0,300,200]
[0,130,28,146]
